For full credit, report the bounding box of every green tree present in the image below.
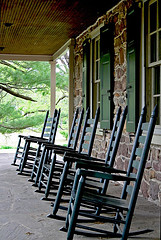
[0,54,69,134]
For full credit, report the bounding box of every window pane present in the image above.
[154,97,160,125]
[150,33,157,62]
[97,82,100,103]
[150,2,157,32]
[159,31,161,60]
[98,39,100,58]
[96,39,100,59]
[154,66,160,94]
[159,0,161,28]
[96,61,100,80]
[96,61,99,80]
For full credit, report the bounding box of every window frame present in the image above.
[151,66,161,125]
[89,24,103,118]
[143,0,161,144]
[92,35,101,114]
[148,0,161,67]
[148,0,161,125]
[87,23,114,130]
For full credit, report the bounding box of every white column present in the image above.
[50,60,56,116]
[68,39,75,132]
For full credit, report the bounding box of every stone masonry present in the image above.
[72,0,161,205]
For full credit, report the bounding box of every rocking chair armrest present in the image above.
[23,137,50,146]
[76,169,135,182]
[42,142,76,153]
[76,161,127,174]
[23,136,47,142]
[19,134,38,139]
[64,152,105,163]
[64,151,98,161]
[63,155,127,174]
[51,148,76,155]
[27,135,41,139]
[63,154,107,164]
[42,143,80,157]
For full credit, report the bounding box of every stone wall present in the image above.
[73,0,161,205]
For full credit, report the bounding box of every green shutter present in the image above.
[126,6,141,132]
[82,39,90,110]
[100,24,114,129]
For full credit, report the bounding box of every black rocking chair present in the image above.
[62,105,157,240]
[12,110,50,166]
[18,108,60,174]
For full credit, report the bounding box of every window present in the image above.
[92,36,100,116]
[82,24,114,129]
[148,0,161,125]
[151,66,161,124]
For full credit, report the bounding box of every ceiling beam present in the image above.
[0,54,53,61]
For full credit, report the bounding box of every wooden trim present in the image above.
[0,54,53,61]
[141,2,145,108]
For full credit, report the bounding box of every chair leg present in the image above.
[34,148,47,185]
[44,153,56,198]
[52,161,69,216]
[64,171,81,230]
[12,137,21,165]
[19,141,30,173]
[66,176,85,240]
[38,149,50,190]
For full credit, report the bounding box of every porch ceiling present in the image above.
[0,0,120,57]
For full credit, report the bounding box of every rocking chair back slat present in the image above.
[141,122,149,131]
[126,185,133,195]
[138,135,146,144]
[87,119,95,124]
[68,108,84,150]
[48,110,61,144]
[132,160,140,170]
[78,107,100,156]
[135,148,143,157]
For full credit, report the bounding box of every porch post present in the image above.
[50,60,56,116]
[68,39,75,132]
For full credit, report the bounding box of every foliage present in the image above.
[0,54,69,135]
[0,145,14,149]
[60,130,68,140]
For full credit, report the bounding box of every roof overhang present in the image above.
[0,0,120,60]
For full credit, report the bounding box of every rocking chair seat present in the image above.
[82,191,129,211]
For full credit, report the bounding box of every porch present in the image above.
[0,152,160,240]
